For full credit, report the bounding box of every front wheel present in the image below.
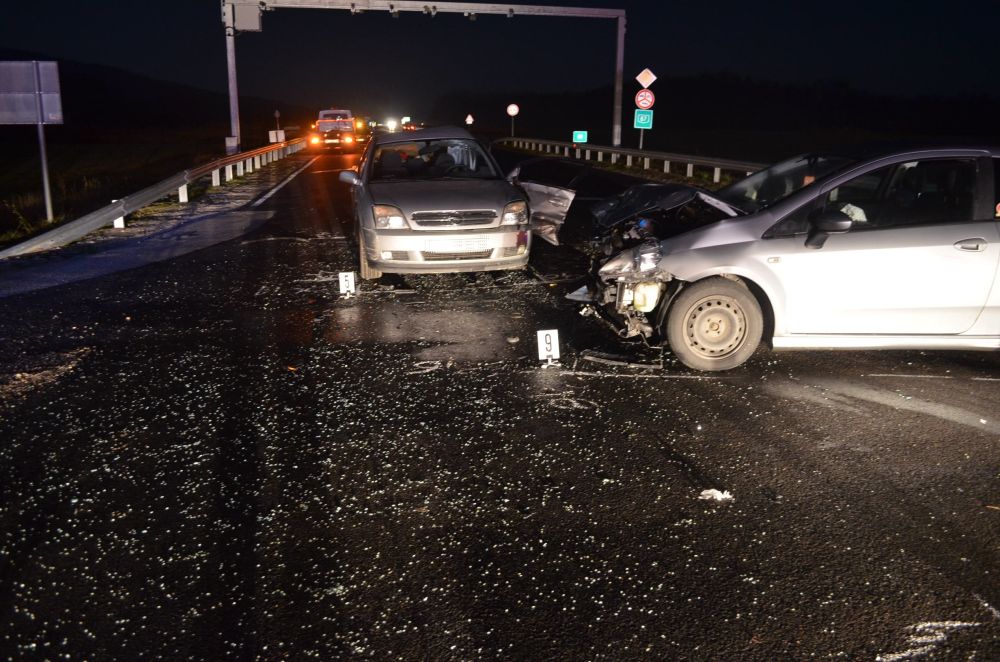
[358,230,382,280]
[665,278,763,371]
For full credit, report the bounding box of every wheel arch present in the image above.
[661,271,778,346]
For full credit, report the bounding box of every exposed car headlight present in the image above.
[309,135,321,144]
[636,240,662,272]
[501,200,528,225]
[343,135,354,144]
[598,240,662,278]
[373,204,407,229]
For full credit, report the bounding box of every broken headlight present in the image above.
[598,240,662,278]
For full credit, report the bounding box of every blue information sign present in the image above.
[571,130,588,143]
[633,109,653,130]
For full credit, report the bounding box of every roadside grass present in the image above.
[0,138,219,249]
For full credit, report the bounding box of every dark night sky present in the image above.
[3,0,1000,121]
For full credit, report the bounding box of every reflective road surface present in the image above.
[1,152,998,660]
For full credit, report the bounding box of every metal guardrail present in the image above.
[493,137,765,184]
[0,138,307,259]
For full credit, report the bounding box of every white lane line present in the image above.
[971,377,1000,382]
[520,370,722,380]
[864,374,955,379]
[251,156,320,208]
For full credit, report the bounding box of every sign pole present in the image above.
[223,7,241,155]
[638,128,644,150]
[33,61,53,221]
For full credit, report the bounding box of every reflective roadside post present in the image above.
[506,103,519,138]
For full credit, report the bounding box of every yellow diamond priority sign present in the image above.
[635,68,657,89]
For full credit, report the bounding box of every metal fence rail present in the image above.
[493,137,765,183]
[0,138,306,259]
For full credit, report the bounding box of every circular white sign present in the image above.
[506,104,520,117]
[635,89,655,110]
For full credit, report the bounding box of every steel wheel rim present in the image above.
[683,295,747,359]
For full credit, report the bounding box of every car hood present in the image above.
[591,183,742,230]
[369,179,519,215]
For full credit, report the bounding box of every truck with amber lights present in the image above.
[338,126,531,279]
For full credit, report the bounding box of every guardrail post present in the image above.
[643,157,650,170]
[663,160,671,174]
[226,164,235,181]
[585,149,591,160]
[713,167,721,183]
[626,155,633,167]
[563,146,569,156]
[178,184,189,203]
[246,158,254,174]
[237,161,244,176]
[212,169,221,187]
[611,153,618,165]
[254,155,261,169]
[112,199,125,228]
[686,163,694,178]
[597,151,604,162]
[575,148,581,159]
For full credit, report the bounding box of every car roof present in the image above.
[373,126,476,146]
[810,142,1000,162]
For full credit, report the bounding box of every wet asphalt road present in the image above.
[1,151,999,660]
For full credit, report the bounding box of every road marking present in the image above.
[251,156,320,208]
[864,373,955,379]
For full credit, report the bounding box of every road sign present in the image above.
[635,89,655,110]
[572,130,588,143]
[506,103,520,117]
[465,114,474,125]
[633,109,653,130]
[635,67,657,89]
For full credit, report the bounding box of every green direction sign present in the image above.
[633,109,653,130]
[572,130,588,143]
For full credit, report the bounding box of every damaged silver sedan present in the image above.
[561,148,1000,371]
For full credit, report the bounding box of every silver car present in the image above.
[339,127,531,279]
[579,147,1000,370]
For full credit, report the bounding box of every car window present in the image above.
[765,158,978,237]
[370,139,498,181]
[716,154,856,213]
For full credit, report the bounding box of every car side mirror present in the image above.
[805,210,852,249]
[339,170,360,186]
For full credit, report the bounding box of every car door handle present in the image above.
[954,238,987,252]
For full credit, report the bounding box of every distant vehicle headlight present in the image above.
[373,204,407,229]
[501,200,528,225]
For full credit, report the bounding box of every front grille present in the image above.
[411,210,497,227]
[501,246,523,257]
[422,250,493,261]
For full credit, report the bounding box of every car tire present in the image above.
[665,277,762,371]
[358,230,382,280]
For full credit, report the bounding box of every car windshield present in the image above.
[715,154,858,213]
[370,139,498,181]
[317,119,352,132]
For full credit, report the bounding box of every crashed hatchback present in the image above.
[567,148,1000,371]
